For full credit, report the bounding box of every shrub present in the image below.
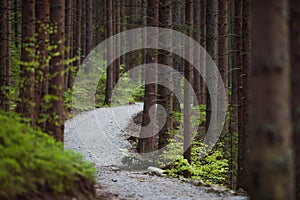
[0,112,96,199]
[162,143,228,185]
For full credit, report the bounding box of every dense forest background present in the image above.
[0,0,300,199]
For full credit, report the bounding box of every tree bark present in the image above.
[14,0,20,48]
[81,1,86,57]
[237,0,250,190]
[172,0,182,114]
[5,0,11,112]
[86,0,93,53]
[137,0,158,153]
[18,0,35,123]
[205,0,217,135]
[64,0,72,88]
[104,0,113,104]
[290,0,300,198]
[183,0,193,166]
[157,0,173,150]
[193,0,201,106]
[200,0,206,105]
[114,0,120,85]
[0,0,7,111]
[47,0,65,142]
[227,0,240,189]
[246,0,295,198]
[35,0,50,129]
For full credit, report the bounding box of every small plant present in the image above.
[162,143,229,185]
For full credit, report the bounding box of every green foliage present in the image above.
[0,112,96,199]
[158,104,228,185]
[162,143,229,185]
[131,84,144,102]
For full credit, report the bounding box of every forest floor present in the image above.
[64,104,248,200]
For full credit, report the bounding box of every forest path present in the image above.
[64,104,248,200]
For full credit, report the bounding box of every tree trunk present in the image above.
[68,0,81,88]
[200,0,206,105]
[137,0,158,153]
[104,0,113,104]
[290,0,300,198]
[5,0,11,112]
[127,0,138,82]
[86,0,93,53]
[0,0,7,111]
[193,0,201,106]
[14,0,20,48]
[217,0,228,110]
[35,0,50,129]
[64,0,72,88]
[205,0,217,135]
[114,0,120,85]
[217,0,230,188]
[68,0,77,89]
[81,1,86,58]
[183,0,193,166]
[172,0,182,114]
[231,0,244,191]
[18,0,35,123]
[47,0,65,142]
[157,0,173,150]
[227,0,240,189]
[237,0,250,190]
[246,0,295,198]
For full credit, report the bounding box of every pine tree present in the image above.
[246,0,295,198]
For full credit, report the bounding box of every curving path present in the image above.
[64,104,248,200]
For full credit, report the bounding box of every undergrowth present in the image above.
[0,112,96,199]
[158,104,229,185]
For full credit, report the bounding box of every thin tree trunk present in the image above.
[246,0,295,198]
[14,0,20,48]
[64,0,72,88]
[233,0,243,190]
[72,0,81,86]
[86,0,93,53]
[5,0,11,112]
[18,0,35,123]
[105,0,113,104]
[114,0,120,85]
[0,0,7,110]
[228,0,240,189]
[35,0,50,128]
[172,0,182,114]
[127,0,138,81]
[81,1,86,58]
[237,0,250,190]
[217,0,230,188]
[200,0,206,105]
[183,0,193,166]
[141,0,147,82]
[47,0,65,142]
[193,0,201,106]
[290,0,300,198]
[67,0,76,89]
[158,0,173,150]
[205,0,217,135]
[120,0,126,67]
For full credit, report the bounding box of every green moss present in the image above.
[0,112,96,199]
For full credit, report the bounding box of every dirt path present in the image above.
[64,104,248,200]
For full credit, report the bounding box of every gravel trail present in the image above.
[64,104,248,200]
